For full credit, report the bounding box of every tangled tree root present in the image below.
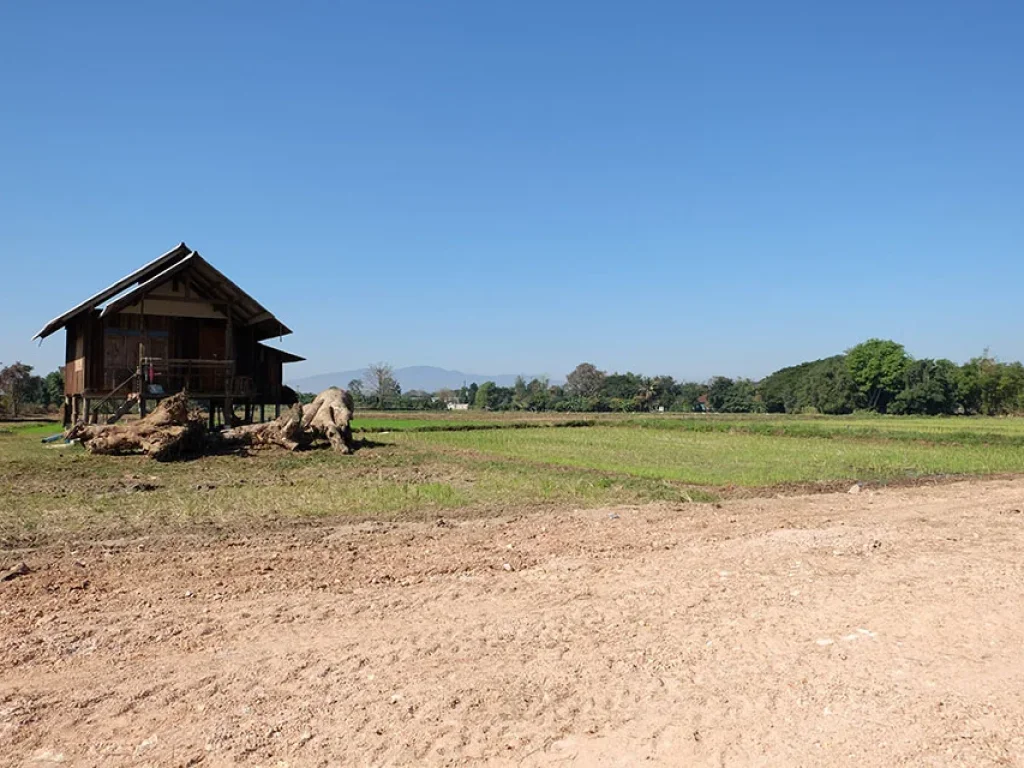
[66,392,207,461]
[301,386,355,454]
[67,388,355,460]
[223,387,355,454]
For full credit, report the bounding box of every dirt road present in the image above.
[3,479,1024,766]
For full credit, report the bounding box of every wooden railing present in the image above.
[139,358,251,397]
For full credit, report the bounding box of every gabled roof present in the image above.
[33,242,191,340]
[33,243,292,342]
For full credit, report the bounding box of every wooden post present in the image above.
[224,314,234,428]
[208,402,216,431]
[62,396,71,428]
[260,403,265,423]
[84,398,92,424]
[224,316,233,361]
[275,402,281,418]
[139,296,146,352]
[82,319,91,394]
[139,396,148,418]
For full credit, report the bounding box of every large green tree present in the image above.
[525,377,550,411]
[845,339,910,412]
[44,370,65,407]
[959,353,1024,415]
[803,356,857,414]
[512,376,529,411]
[474,381,495,409]
[705,377,731,412]
[888,358,960,415]
[706,377,759,413]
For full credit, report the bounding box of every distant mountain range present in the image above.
[288,366,562,394]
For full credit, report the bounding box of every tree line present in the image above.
[8,339,1024,419]
[334,341,1024,416]
[0,362,64,418]
[760,339,1024,416]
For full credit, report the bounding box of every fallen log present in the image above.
[66,387,356,459]
[223,387,355,454]
[66,392,206,460]
[221,402,309,452]
[301,387,355,453]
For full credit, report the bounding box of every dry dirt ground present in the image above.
[3,479,1024,767]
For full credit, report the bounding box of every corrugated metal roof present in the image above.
[33,244,292,342]
[33,242,192,340]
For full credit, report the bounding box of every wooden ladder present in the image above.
[86,370,141,425]
[105,392,140,425]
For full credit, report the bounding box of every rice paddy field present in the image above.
[4,412,1024,546]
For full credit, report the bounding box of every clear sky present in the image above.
[2,1,1022,383]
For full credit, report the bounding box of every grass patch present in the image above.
[399,425,1024,486]
[351,417,594,432]
[0,421,62,437]
[5,412,1024,547]
[0,428,707,547]
[615,414,1024,447]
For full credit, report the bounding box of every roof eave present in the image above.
[32,242,191,340]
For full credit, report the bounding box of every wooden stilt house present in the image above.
[33,243,303,427]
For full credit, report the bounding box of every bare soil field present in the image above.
[3,479,1024,767]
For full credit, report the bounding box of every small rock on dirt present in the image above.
[848,483,862,494]
[30,748,65,763]
[134,736,158,756]
[2,562,30,582]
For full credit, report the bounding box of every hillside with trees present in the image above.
[336,340,1024,416]
[7,340,1024,419]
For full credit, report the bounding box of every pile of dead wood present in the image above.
[66,391,207,461]
[67,387,355,460]
[223,387,355,454]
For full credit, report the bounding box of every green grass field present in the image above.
[615,413,1024,444]
[350,411,592,432]
[397,422,1024,486]
[3,412,1024,547]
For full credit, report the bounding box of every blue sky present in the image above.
[2,1,1022,382]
